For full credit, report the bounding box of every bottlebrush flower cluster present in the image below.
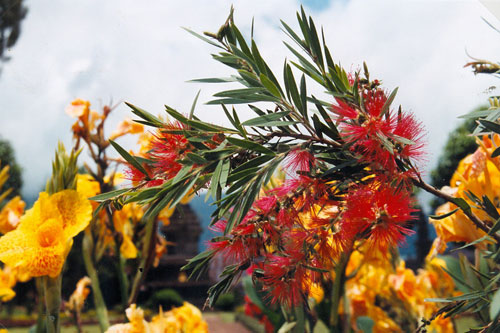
[205,79,424,307]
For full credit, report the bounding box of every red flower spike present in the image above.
[341,183,415,252]
[331,98,358,120]
[392,111,426,164]
[363,88,387,118]
[254,196,278,215]
[284,148,316,175]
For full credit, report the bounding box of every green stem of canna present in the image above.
[128,216,157,306]
[82,228,110,331]
[35,277,46,333]
[43,274,62,333]
[116,252,129,311]
[107,208,129,311]
[329,253,350,333]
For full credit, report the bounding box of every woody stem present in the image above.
[411,177,500,243]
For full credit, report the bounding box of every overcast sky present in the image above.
[0,0,499,200]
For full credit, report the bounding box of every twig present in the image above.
[411,177,500,243]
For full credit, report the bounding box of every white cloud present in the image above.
[0,0,498,198]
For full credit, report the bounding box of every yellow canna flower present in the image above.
[66,276,91,312]
[0,190,92,278]
[107,302,208,333]
[0,196,25,234]
[77,174,101,199]
[0,266,16,302]
[106,304,148,333]
[113,203,142,259]
[109,118,144,141]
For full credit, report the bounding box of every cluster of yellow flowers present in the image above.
[343,249,456,332]
[431,135,500,250]
[107,302,208,333]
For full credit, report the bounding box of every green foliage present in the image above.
[148,288,184,311]
[214,292,236,311]
[0,0,28,65]
[0,138,22,200]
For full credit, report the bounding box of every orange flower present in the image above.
[109,118,144,140]
[0,190,92,278]
[0,196,25,234]
[66,276,91,312]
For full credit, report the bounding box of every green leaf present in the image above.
[259,73,282,98]
[483,195,500,219]
[189,90,201,120]
[109,140,149,177]
[492,147,500,158]
[186,152,208,165]
[299,74,308,119]
[451,197,472,214]
[356,316,374,333]
[189,77,238,83]
[242,276,265,310]
[284,64,302,111]
[489,217,500,235]
[478,119,500,134]
[227,137,275,155]
[182,27,225,49]
[451,235,493,251]
[125,102,164,128]
[429,208,459,220]
[89,188,130,202]
[242,111,292,126]
[379,87,398,117]
[219,160,230,189]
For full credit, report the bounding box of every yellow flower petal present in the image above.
[51,190,92,239]
[0,190,91,278]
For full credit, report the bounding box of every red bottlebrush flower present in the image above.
[260,254,305,307]
[284,148,316,175]
[276,209,293,228]
[124,163,164,187]
[392,111,426,164]
[363,87,387,117]
[254,196,277,215]
[149,120,190,180]
[341,183,415,253]
[331,98,358,120]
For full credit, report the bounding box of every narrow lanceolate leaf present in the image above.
[478,119,500,134]
[491,147,500,158]
[299,74,308,119]
[189,90,201,120]
[429,208,459,220]
[489,217,500,235]
[125,102,164,128]
[451,197,472,214]
[189,77,238,83]
[89,188,131,202]
[259,73,282,98]
[227,137,275,155]
[379,87,398,117]
[109,140,149,177]
[242,111,291,126]
[182,27,225,49]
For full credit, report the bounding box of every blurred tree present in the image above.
[0,0,27,70]
[0,138,22,200]
[429,108,481,211]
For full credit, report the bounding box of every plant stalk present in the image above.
[128,216,157,306]
[35,277,46,333]
[82,228,110,331]
[43,274,62,333]
[329,253,350,332]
